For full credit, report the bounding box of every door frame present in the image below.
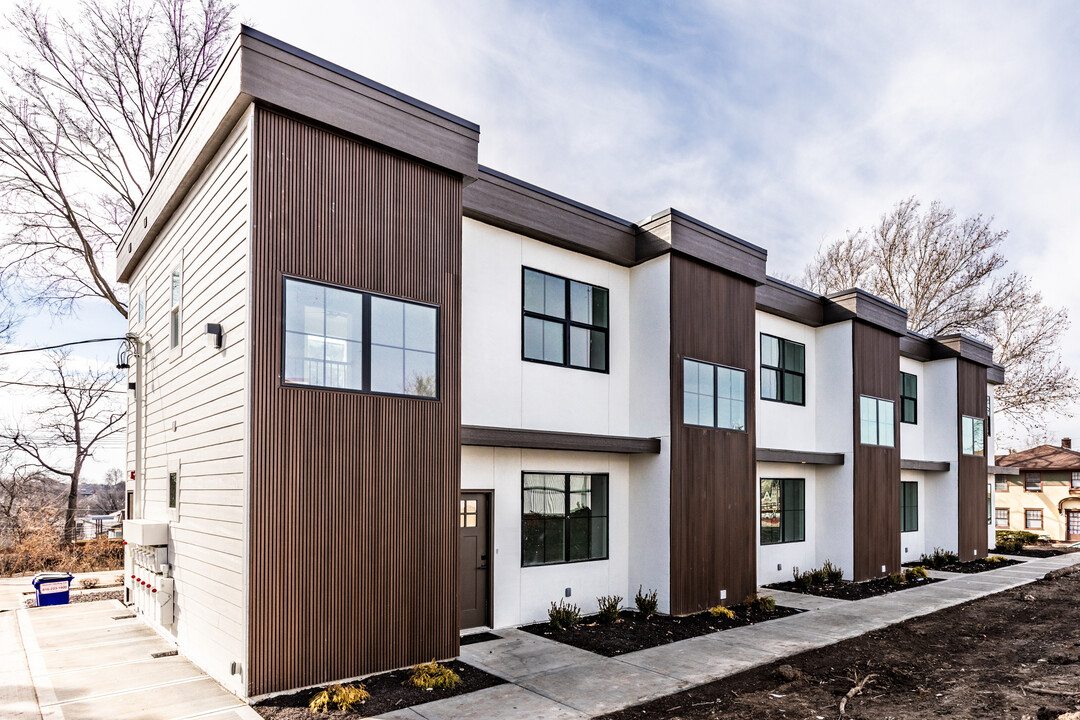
[1066,509,1080,542]
[460,489,494,630]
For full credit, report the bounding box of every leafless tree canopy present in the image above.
[0,352,124,542]
[804,197,1077,435]
[0,0,235,317]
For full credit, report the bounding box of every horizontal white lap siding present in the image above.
[127,106,252,697]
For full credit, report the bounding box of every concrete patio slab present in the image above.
[0,610,41,720]
[398,684,586,720]
[47,655,204,703]
[519,656,689,715]
[617,635,777,686]
[458,628,598,682]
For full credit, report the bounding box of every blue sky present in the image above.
[7,1,1080,452]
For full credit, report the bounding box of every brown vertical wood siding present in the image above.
[669,255,757,614]
[957,359,989,561]
[851,321,901,580]
[247,108,461,696]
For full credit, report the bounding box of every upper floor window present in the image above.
[961,416,985,456]
[1071,471,1080,489]
[760,334,805,405]
[760,478,804,545]
[522,473,608,566]
[1024,473,1042,493]
[901,481,918,532]
[900,372,917,424]
[169,267,182,348]
[684,358,746,431]
[522,268,608,372]
[994,476,1008,492]
[283,277,437,398]
[859,396,895,447]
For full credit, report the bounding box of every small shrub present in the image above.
[995,530,1041,553]
[920,547,959,569]
[79,576,99,589]
[635,585,659,618]
[405,661,461,690]
[597,594,622,623]
[548,599,582,630]
[708,605,735,619]
[791,566,814,590]
[887,573,907,586]
[810,566,829,585]
[986,555,1008,564]
[904,566,929,582]
[821,559,844,583]
[744,593,776,613]
[309,683,370,712]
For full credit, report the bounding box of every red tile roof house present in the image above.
[116,27,1006,701]
[995,440,1080,542]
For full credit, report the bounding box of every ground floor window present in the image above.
[522,473,608,566]
[995,508,1009,527]
[901,481,918,532]
[760,478,805,544]
[995,476,1008,492]
[1025,509,1043,530]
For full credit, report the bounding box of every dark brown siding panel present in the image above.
[247,108,461,696]
[957,360,989,561]
[851,321,901,581]
[669,255,757,614]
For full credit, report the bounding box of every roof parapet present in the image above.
[636,209,768,285]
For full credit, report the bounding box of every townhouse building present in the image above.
[117,28,1004,700]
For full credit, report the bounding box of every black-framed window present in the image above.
[522,473,608,566]
[995,508,1009,527]
[961,415,985,456]
[859,395,895,447]
[522,268,608,372]
[684,358,746,431]
[900,372,917,424]
[1024,472,1042,492]
[168,471,177,509]
[283,277,438,398]
[760,478,805,545]
[901,481,918,532]
[760,334,805,405]
[1025,508,1042,529]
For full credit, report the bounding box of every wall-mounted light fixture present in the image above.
[205,323,223,350]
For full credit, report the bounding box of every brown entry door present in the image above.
[1067,511,1080,542]
[460,493,490,629]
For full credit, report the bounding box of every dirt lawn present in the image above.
[603,571,1080,720]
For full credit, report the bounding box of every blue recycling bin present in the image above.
[32,572,74,607]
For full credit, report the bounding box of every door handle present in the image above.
[478,564,488,570]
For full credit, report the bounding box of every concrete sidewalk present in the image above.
[379,552,1080,720]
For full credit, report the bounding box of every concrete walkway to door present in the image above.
[378,552,1080,720]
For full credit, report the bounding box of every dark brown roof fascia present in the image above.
[461,425,661,454]
[824,289,909,335]
[934,334,996,368]
[636,209,768,285]
[755,277,826,326]
[756,448,845,465]
[900,459,951,472]
[462,167,638,266]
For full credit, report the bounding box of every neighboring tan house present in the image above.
[116,27,1006,701]
[996,440,1080,542]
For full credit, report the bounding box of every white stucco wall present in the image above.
[921,359,960,553]
[755,312,817,451]
[900,470,927,563]
[756,462,818,585]
[898,356,926,460]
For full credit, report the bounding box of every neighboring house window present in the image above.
[1024,473,1042,493]
[995,508,1009,527]
[683,358,746,431]
[169,267,182,348]
[1025,509,1043,530]
[760,334,805,405]
[859,396,895,447]
[283,277,438,398]
[521,473,608,566]
[168,471,178,509]
[1072,472,1080,489]
[961,416,985,456]
[522,268,608,372]
[995,476,1008,492]
[900,372,917,424]
[760,478,805,545]
[901,481,918,532]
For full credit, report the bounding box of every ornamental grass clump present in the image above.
[920,547,959,569]
[744,593,776,613]
[708,604,735,619]
[597,594,622,623]
[548,599,582,630]
[821,559,844,583]
[309,683,370,712]
[887,572,907,586]
[635,586,659,618]
[405,661,461,690]
[904,566,929,582]
[986,555,1009,563]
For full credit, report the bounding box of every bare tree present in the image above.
[804,197,1077,434]
[0,352,124,541]
[85,467,126,514]
[0,453,64,547]
[0,0,235,318]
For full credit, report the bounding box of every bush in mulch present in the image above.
[520,599,802,657]
[993,546,1076,559]
[253,660,505,719]
[766,573,940,601]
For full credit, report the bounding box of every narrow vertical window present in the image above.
[901,481,918,532]
[1072,472,1080,490]
[169,268,182,348]
[137,290,145,325]
[900,372,917,424]
[760,334,805,405]
[961,416,985,456]
[168,471,178,509]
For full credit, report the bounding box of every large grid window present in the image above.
[1024,473,1042,492]
[995,508,1009,527]
[961,416,985,456]
[859,396,895,447]
[760,334,805,405]
[1025,509,1043,530]
[684,359,746,431]
[760,478,805,545]
[521,473,608,566]
[900,372,917,424]
[522,268,608,372]
[901,481,918,532]
[283,277,437,398]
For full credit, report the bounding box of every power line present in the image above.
[0,337,127,357]
[0,380,127,394]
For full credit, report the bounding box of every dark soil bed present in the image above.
[765,575,940,600]
[902,557,1023,573]
[519,605,802,657]
[254,660,504,719]
[994,546,1077,558]
[601,569,1080,720]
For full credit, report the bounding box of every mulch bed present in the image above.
[253,660,505,719]
[765,575,940,600]
[520,605,802,657]
[902,557,1023,573]
[994,546,1076,558]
